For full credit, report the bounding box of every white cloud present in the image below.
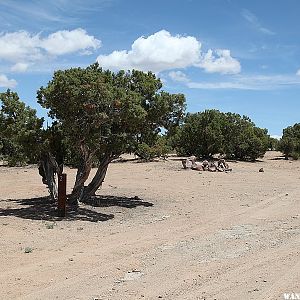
[197,49,241,74]
[296,69,300,76]
[41,29,101,55]
[271,135,281,140]
[0,74,17,88]
[97,30,241,75]
[97,30,201,72]
[0,28,101,69]
[0,31,42,62]
[168,70,190,82]
[11,62,29,73]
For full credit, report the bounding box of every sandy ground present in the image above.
[0,151,300,300]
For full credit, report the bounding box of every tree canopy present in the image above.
[278,123,300,159]
[175,109,269,161]
[37,63,186,203]
[0,90,43,166]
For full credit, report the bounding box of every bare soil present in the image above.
[0,151,299,300]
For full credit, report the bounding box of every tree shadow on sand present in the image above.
[0,195,153,222]
[87,195,154,208]
[269,156,287,161]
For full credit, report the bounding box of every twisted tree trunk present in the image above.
[38,152,60,202]
[80,153,113,203]
[68,143,94,205]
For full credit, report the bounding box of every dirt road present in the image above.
[0,152,299,299]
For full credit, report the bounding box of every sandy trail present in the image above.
[0,151,299,300]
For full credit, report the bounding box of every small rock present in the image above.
[122,270,144,281]
[259,168,264,172]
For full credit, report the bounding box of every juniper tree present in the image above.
[37,63,186,204]
[0,90,43,166]
[279,123,300,159]
[175,109,269,161]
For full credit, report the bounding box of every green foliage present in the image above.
[136,143,158,161]
[291,152,299,160]
[136,135,172,161]
[37,64,186,165]
[278,123,300,158]
[154,135,172,159]
[175,110,224,158]
[0,90,43,166]
[175,110,269,161]
[267,137,279,150]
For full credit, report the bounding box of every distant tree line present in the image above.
[0,63,298,206]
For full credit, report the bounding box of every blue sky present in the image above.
[0,0,299,137]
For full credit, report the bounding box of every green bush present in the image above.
[291,152,299,160]
[278,123,300,159]
[175,110,269,161]
[0,90,43,166]
[136,136,172,161]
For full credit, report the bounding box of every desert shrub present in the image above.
[278,123,300,158]
[175,110,269,161]
[136,136,172,161]
[174,110,224,158]
[136,143,157,161]
[268,137,279,150]
[0,90,43,166]
[291,152,299,160]
[278,123,300,159]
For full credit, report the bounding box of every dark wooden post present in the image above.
[58,173,67,217]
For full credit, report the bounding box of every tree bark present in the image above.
[80,153,113,203]
[38,152,60,202]
[68,143,94,205]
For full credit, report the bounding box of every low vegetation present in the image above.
[174,110,269,161]
[278,123,300,160]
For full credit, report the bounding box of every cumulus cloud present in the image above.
[97,30,201,72]
[0,74,17,88]
[0,28,101,69]
[11,62,29,73]
[197,49,241,74]
[41,29,101,55]
[97,30,241,75]
[0,31,42,62]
